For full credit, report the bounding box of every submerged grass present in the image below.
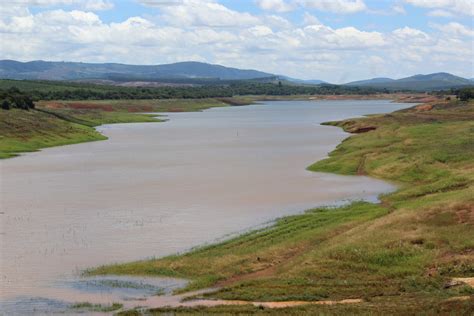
[89,99,474,314]
[71,302,123,312]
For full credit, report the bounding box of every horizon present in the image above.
[1,0,473,84]
[2,59,473,83]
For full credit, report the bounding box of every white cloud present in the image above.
[427,9,454,17]
[392,26,430,39]
[391,4,406,14]
[1,1,473,82]
[404,0,474,16]
[158,0,260,27]
[431,22,474,37]
[7,0,114,10]
[367,55,385,64]
[302,12,321,25]
[136,0,185,6]
[263,15,293,30]
[297,0,367,14]
[248,25,274,37]
[7,0,75,5]
[329,26,385,48]
[42,9,101,25]
[255,0,369,14]
[255,0,293,12]
[83,0,114,11]
[391,27,432,50]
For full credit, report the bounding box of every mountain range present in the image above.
[345,73,472,90]
[0,60,472,91]
[0,60,273,82]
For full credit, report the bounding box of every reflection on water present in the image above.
[1,275,187,315]
[61,275,187,297]
[0,100,411,313]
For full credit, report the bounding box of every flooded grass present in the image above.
[71,301,123,312]
[88,202,389,295]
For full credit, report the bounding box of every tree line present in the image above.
[455,87,474,101]
[0,87,35,110]
[431,87,474,101]
[0,80,383,107]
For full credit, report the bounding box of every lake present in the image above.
[0,100,411,312]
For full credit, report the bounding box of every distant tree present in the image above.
[457,87,474,101]
[1,99,10,110]
[0,88,35,110]
[0,79,386,103]
[25,97,35,109]
[7,86,20,94]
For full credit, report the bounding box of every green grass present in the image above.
[0,94,435,159]
[89,99,474,314]
[134,295,474,315]
[90,202,388,294]
[37,98,231,113]
[0,98,244,158]
[0,79,111,92]
[0,109,107,158]
[71,302,123,312]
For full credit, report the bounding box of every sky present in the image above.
[0,0,473,83]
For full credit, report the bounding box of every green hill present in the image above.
[0,60,273,81]
[346,72,471,91]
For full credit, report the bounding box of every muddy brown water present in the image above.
[0,100,411,314]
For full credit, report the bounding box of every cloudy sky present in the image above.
[1,0,473,83]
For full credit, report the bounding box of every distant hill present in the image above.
[281,76,327,85]
[0,60,274,81]
[346,77,395,86]
[2,60,471,91]
[345,73,472,91]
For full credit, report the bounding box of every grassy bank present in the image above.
[1,93,442,159]
[0,98,236,158]
[0,109,108,158]
[90,99,474,314]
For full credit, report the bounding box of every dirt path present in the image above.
[120,287,363,310]
[452,277,474,287]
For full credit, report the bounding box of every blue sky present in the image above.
[2,0,473,83]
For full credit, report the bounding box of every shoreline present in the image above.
[85,101,407,285]
[1,101,403,312]
[85,98,473,314]
[0,98,232,159]
[0,93,438,159]
[2,97,471,314]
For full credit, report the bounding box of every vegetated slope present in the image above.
[280,76,327,85]
[0,60,273,81]
[0,109,107,159]
[346,72,472,91]
[345,77,395,86]
[90,99,474,314]
[0,98,230,158]
[0,79,382,101]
